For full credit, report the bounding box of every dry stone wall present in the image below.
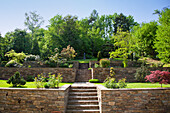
[97,85,170,113]
[0,67,76,82]
[0,85,70,113]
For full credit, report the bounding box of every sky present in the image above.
[0,0,169,36]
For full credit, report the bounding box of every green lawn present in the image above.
[0,80,73,88]
[71,58,124,63]
[95,83,170,88]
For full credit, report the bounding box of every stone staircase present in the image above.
[66,85,100,113]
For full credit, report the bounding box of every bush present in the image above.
[5,60,22,67]
[69,64,73,68]
[104,78,119,88]
[89,79,100,83]
[26,75,34,82]
[7,71,26,87]
[94,63,100,68]
[0,61,8,67]
[135,63,150,82]
[44,82,50,88]
[145,70,170,87]
[118,78,127,88]
[97,51,102,61]
[34,73,46,88]
[100,58,110,68]
[47,73,63,88]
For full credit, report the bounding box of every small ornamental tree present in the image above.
[145,70,170,87]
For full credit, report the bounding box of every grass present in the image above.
[71,58,97,63]
[95,82,170,88]
[71,58,124,63]
[0,80,73,88]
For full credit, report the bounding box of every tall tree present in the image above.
[155,8,170,63]
[24,11,44,55]
[113,13,138,34]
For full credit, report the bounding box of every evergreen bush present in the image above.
[7,71,26,87]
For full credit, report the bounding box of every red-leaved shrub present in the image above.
[145,70,170,87]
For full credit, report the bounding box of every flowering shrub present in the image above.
[60,45,77,61]
[145,70,170,87]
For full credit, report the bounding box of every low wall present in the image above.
[97,85,170,113]
[93,67,170,82]
[0,85,70,113]
[0,67,76,82]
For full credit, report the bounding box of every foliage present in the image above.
[145,70,170,87]
[5,50,26,63]
[131,21,158,58]
[104,67,127,88]
[60,45,77,61]
[25,54,40,61]
[47,73,63,88]
[113,13,138,34]
[118,78,127,88]
[34,73,46,88]
[26,75,34,82]
[7,71,26,87]
[89,79,100,83]
[97,51,102,61]
[135,62,150,82]
[110,30,131,67]
[94,63,100,68]
[154,8,170,63]
[68,64,73,68]
[5,60,22,67]
[99,58,110,68]
[104,78,119,88]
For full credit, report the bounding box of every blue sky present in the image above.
[0,0,169,36]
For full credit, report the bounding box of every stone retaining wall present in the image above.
[0,67,76,82]
[0,85,70,113]
[93,67,170,82]
[97,85,170,113]
[0,67,169,82]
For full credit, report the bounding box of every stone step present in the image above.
[69,96,98,100]
[66,109,100,113]
[70,89,97,92]
[67,104,99,110]
[69,92,97,96]
[68,100,99,105]
[71,86,96,89]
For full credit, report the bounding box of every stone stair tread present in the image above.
[69,96,98,98]
[66,109,100,112]
[67,104,99,107]
[68,100,98,102]
[70,92,97,94]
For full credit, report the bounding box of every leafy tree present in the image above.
[110,29,131,67]
[113,13,138,34]
[24,11,44,55]
[131,21,158,58]
[145,70,170,87]
[154,8,170,63]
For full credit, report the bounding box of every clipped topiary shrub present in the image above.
[7,71,26,87]
[99,58,110,68]
[89,79,100,83]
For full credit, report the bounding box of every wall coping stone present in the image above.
[0,84,71,91]
[96,84,170,91]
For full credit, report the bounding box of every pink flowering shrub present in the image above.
[145,70,170,87]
